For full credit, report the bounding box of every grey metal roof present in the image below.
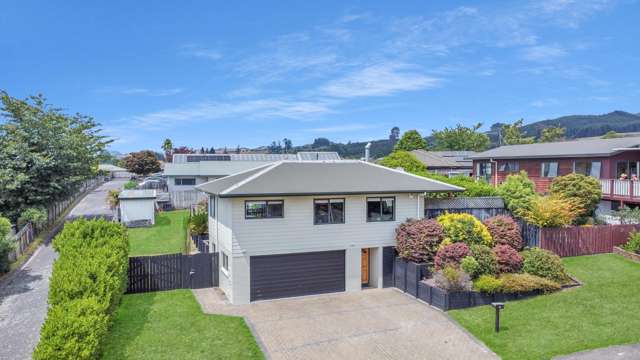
[410,150,467,168]
[98,164,127,172]
[425,196,504,209]
[471,136,640,160]
[430,151,476,166]
[119,190,157,200]
[172,152,340,163]
[196,161,464,197]
[163,161,273,177]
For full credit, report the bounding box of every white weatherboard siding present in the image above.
[210,193,424,304]
[119,199,155,225]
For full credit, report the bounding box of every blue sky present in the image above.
[2,0,639,153]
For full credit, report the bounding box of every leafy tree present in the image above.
[539,126,566,143]
[602,131,622,139]
[235,145,241,154]
[0,216,14,273]
[0,91,109,220]
[431,123,490,151]
[200,146,205,154]
[18,207,47,230]
[378,151,427,173]
[312,137,331,148]
[521,195,581,227]
[162,138,173,152]
[173,146,194,154]
[497,171,537,217]
[122,150,161,176]
[502,119,535,145]
[283,138,293,153]
[394,130,427,151]
[107,190,120,210]
[389,126,400,142]
[549,173,601,217]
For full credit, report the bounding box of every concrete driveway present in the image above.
[194,288,497,360]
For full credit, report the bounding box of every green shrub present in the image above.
[124,180,137,190]
[521,195,581,227]
[550,173,602,218]
[497,171,536,217]
[483,215,523,250]
[189,212,209,235]
[35,219,128,359]
[460,256,483,279]
[437,213,493,247]
[469,244,497,277]
[522,247,569,283]
[499,273,561,293]
[473,275,503,293]
[33,298,109,360]
[0,216,14,274]
[378,151,427,174]
[493,244,523,273]
[623,232,640,254]
[434,265,472,292]
[434,242,470,270]
[18,207,48,230]
[395,218,444,264]
[615,206,640,225]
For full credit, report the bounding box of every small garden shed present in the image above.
[119,190,157,227]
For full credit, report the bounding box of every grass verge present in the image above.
[449,254,640,360]
[102,289,263,360]
[128,210,189,256]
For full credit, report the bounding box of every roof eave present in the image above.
[218,189,464,198]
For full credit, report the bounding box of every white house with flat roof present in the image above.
[196,160,462,304]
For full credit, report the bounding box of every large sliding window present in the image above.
[541,162,559,178]
[367,197,395,222]
[245,200,284,219]
[314,199,345,224]
[573,160,601,178]
[499,161,519,172]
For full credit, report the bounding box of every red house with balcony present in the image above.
[470,136,640,208]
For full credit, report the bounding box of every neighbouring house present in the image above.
[118,190,156,227]
[163,152,341,193]
[196,160,462,304]
[470,136,640,209]
[98,163,131,178]
[410,150,476,177]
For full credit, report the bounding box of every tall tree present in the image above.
[431,123,490,151]
[0,91,110,220]
[540,126,566,143]
[502,119,535,145]
[162,138,173,162]
[123,150,161,176]
[394,130,427,151]
[389,127,400,142]
[282,138,293,154]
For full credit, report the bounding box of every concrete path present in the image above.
[193,288,498,360]
[554,344,640,360]
[0,179,126,360]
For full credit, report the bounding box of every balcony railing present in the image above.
[600,179,640,200]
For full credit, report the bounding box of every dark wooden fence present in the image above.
[539,224,640,257]
[425,197,507,221]
[127,252,218,294]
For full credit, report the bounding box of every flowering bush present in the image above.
[521,247,569,283]
[395,218,444,263]
[484,215,523,250]
[437,213,493,247]
[493,244,523,273]
[520,195,582,227]
[434,243,470,270]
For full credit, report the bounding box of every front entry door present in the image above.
[361,249,369,285]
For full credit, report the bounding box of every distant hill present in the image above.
[267,111,640,159]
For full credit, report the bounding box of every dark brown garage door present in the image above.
[250,250,345,301]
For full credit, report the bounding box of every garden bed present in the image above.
[613,246,640,263]
[394,257,580,311]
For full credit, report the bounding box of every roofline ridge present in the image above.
[221,161,283,195]
[195,162,274,192]
[362,161,465,191]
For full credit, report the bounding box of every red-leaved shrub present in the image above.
[493,244,523,273]
[434,243,470,270]
[484,215,523,250]
[395,219,444,263]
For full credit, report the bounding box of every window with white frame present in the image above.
[313,198,345,224]
[541,162,559,177]
[221,252,229,272]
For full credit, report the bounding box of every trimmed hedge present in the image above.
[434,243,470,270]
[484,215,523,251]
[522,247,569,283]
[34,219,128,360]
[493,244,523,273]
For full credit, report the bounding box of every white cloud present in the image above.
[534,0,614,28]
[180,44,222,60]
[305,123,375,133]
[321,63,441,98]
[521,45,568,62]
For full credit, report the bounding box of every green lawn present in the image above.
[103,290,264,360]
[128,210,189,256]
[450,254,640,360]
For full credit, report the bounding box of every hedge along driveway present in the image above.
[128,210,188,256]
[449,254,640,360]
[102,290,263,360]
